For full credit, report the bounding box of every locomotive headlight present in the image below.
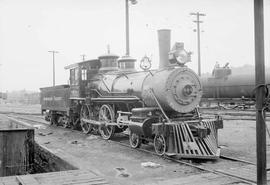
[175,50,191,65]
[182,84,193,96]
[176,54,186,64]
[169,42,192,66]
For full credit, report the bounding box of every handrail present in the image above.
[149,88,171,123]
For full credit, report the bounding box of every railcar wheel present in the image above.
[129,132,141,148]
[45,111,51,122]
[72,118,80,130]
[50,112,58,125]
[80,105,92,134]
[57,116,62,126]
[61,116,70,128]
[62,119,69,128]
[154,134,167,156]
[98,104,115,140]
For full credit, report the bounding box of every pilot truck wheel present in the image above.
[129,132,141,148]
[154,134,167,156]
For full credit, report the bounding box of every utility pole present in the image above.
[190,12,205,76]
[48,50,59,86]
[254,0,266,184]
[81,54,86,61]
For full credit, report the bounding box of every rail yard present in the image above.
[1,30,269,184]
[0,0,269,184]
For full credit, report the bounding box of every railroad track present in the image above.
[3,113,258,184]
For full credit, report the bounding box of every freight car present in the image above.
[0,92,7,100]
[200,64,270,107]
[40,29,223,159]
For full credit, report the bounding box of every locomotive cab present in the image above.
[65,59,101,98]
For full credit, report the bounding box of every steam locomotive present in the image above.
[40,29,223,159]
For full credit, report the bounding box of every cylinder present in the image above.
[158,29,171,69]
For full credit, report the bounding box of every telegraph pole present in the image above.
[81,54,86,61]
[190,12,205,76]
[48,50,59,86]
[254,0,266,184]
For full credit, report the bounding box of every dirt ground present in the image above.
[0,103,268,184]
[0,114,203,185]
[0,103,41,114]
[1,103,268,163]
[219,119,270,164]
[199,107,270,164]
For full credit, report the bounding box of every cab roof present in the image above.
[64,59,100,70]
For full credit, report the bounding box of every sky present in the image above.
[0,0,269,91]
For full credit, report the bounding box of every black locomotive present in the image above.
[40,29,223,159]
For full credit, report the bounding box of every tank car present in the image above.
[0,92,7,100]
[201,64,270,106]
[40,29,223,159]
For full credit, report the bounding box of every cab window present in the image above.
[81,67,87,81]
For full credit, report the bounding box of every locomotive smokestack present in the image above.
[158,29,171,69]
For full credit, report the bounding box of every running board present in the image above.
[81,118,128,126]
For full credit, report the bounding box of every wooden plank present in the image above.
[32,170,108,185]
[2,133,7,177]
[145,173,245,185]
[0,169,109,185]
[33,170,97,179]
[38,176,104,184]
[0,132,4,176]
[0,129,34,176]
[57,178,107,185]
[0,176,19,185]
[16,175,39,185]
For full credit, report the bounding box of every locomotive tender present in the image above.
[40,29,223,159]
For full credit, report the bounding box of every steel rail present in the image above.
[113,140,255,184]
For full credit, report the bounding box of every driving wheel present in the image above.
[80,105,93,134]
[98,104,115,140]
